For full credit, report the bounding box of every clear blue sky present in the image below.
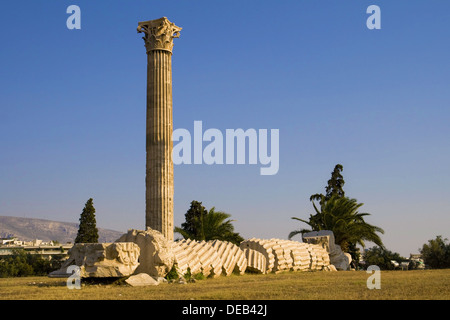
[1,1,449,257]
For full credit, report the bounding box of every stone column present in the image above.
[138,17,181,240]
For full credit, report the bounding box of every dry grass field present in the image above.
[0,269,449,300]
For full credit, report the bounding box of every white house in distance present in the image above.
[0,237,72,257]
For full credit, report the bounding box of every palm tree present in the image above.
[289,195,384,252]
[175,207,244,245]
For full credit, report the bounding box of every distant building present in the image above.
[409,253,425,269]
[410,253,422,260]
[1,237,17,245]
[0,237,72,257]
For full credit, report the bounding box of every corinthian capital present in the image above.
[138,17,182,53]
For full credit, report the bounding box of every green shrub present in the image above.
[420,236,450,269]
[0,250,65,278]
[165,263,180,281]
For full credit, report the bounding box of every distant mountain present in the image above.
[0,216,124,244]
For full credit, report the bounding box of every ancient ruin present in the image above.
[116,228,174,277]
[49,17,352,284]
[170,239,248,278]
[302,230,352,270]
[138,17,181,241]
[240,238,336,273]
[49,228,346,280]
[49,242,140,278]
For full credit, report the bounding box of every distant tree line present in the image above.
[419,235,450,269]
[362,235,450,270]
[362,246,407,270]
[0,250,65,278]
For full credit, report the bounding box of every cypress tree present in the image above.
[325,164,345,200]
[310,164,345,206]
[74,198,99,243]
[180,200,208,239]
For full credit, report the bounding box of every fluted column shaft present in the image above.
[146,50,173,240]
[138,17,181,241]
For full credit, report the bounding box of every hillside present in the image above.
[0,216,124,244]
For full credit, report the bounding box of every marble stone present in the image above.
[48,242,140,278]
[116,228,175,277]
[137,17,182,241]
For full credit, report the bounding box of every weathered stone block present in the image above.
[170,239,247,278]
[240,237,335,273]
[303,230,352,270]
[116,228,175,277]
[125,273,159,286]
[48,242,140,278]
[244,248,267,274]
